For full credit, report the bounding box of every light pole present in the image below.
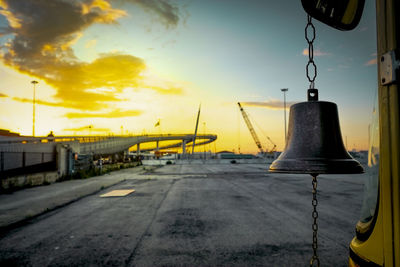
[281,88,288,144]
[31,80,38,137]
[203,122,206,159]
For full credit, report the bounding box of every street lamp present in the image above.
[203,122,206,159]
[281,88,289,144]
[31,80,38,137]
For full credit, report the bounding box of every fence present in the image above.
[74,154,93,171]
[0,151,57,178]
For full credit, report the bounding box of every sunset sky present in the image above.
[0,0,377,153]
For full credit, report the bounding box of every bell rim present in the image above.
[269,158,365,174]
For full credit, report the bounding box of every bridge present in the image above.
[0,134,217,177]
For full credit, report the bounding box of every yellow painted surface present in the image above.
[348,257,360,267]
[388,75,400,267]
[342,0,358,24]
[100,189,135,197]
[350,205,384,265]
[350,1,400,266]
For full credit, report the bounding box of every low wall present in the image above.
[1,171,59,190]
[0,161,141,191]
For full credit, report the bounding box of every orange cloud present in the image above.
[365,58,377,66]
[145,85,184,95]
[241,100,297,110]
[0,93,7,97]
[65,109,142,119]
[46,53,147,108]
[0,1,21,29]
[63,125,111,132]
[12,96,100,110]
[0,0,183,112]
[82,0,127,22]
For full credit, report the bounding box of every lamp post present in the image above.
[281,88,289,143]
[203,122,206,159]
[31,80,38,137]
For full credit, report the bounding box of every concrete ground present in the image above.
[0,166,154,229]
[0,163,366,266]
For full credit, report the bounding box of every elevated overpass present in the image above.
[0,134,217,177]
[0,134,217,154]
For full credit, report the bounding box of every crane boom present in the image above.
[266,136,277,153]
[237,102,264,154]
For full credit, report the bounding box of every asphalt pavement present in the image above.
[0,162,366,266]
[0,166,155,230]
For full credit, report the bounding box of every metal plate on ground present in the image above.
[100,189,135,197]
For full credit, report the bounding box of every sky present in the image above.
[0,0,377,154]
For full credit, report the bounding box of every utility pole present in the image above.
[281,88,289,144]
[31,81,38,137]
[203,122,206,159]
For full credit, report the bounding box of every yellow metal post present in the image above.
[377,0,400,266]
[350,0,400,266]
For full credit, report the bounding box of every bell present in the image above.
[269,89,364,174]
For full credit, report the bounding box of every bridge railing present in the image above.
[0,134,216,152]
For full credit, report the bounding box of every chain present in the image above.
[305,15,317,88]
[306,15,319,267]
[310,174,320,267]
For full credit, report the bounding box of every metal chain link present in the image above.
[305,15,317,88]
[310,174,320,267]
[306,15,320,267]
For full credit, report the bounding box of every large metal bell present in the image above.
[269,91,364,175]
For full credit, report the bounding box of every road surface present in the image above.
[0,163,366,266]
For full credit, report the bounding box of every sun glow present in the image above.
[0,0,377,153]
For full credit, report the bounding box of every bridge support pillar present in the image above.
[182,140,186,156]
[137,143,140,155]
[156,140,159,151]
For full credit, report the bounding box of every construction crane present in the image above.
[266,136,277,153]
[237,102,276,154]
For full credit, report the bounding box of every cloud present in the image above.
[0,0,183,111]
[0,93,7,97]
[338,64,350,69]
[65,108,142,118]
[85,39,97,48]
[122,0,180,28]
[63,125,111,132]
[144,85,183,95]
[12,96,93,110]
[302,48,331,56]
[241,100,297,110]
[365,58,377,66]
